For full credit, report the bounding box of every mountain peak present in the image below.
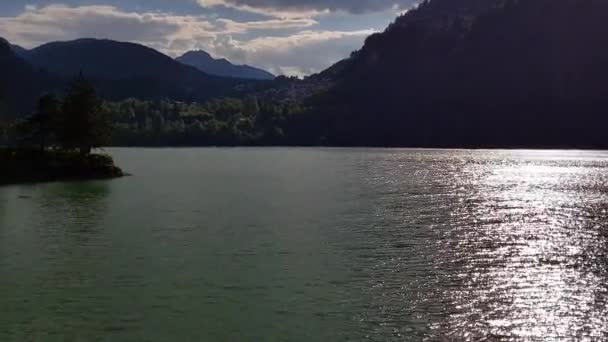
[177,50,274,80]
[181,50,213,60]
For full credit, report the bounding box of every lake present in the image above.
[1,148,608,341]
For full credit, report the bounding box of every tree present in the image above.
[0,95,8,146]
[29,94,60,152]
[11,94,58,150]
[57,73,112,154]
[243,96,260,117]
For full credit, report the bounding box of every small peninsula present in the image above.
[0,149,123,186]
[0,74,124,185]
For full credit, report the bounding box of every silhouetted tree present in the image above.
[12,94,60,150]
[30,94,60,152]
[57,73,112,154]
[0,91,8,145]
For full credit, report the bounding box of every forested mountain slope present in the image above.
[303,0,608,147]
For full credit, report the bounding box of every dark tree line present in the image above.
[106,97,304,146]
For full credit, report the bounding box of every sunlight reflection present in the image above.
[437,152,608,340]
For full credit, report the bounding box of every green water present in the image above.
[1,148,608,341]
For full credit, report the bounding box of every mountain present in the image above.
[24,39,199,80]
[0,37,55,116]
[298,0,608,148]
[177,50,274,80]
[20,38,254,102]
[9,43,27,57]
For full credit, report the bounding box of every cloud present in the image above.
[199,0,326,19]
[216,17,317,33]
[198,0,418,17]
[0,4,380,76]
[213,29,376,76]
[0,4,215,51]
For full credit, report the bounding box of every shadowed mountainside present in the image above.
[0,38,57,117]
[296,0,608,148]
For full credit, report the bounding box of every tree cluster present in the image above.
[15,74,112,154]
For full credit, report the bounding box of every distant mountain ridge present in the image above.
[22,39,213,82]
[177,50,274,80]
[0,38,267,113]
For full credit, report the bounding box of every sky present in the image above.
[0,0,419,76]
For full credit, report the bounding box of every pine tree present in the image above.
[57,73,112,154]
[31,94,60,152]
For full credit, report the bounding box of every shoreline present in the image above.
[105,145,608,151]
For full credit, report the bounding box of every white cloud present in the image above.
[0,4,378,76]
[0,4,215,50]
[213,29,376,76]
[216,17,317,33]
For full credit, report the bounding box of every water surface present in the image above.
[1,148,607,341]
